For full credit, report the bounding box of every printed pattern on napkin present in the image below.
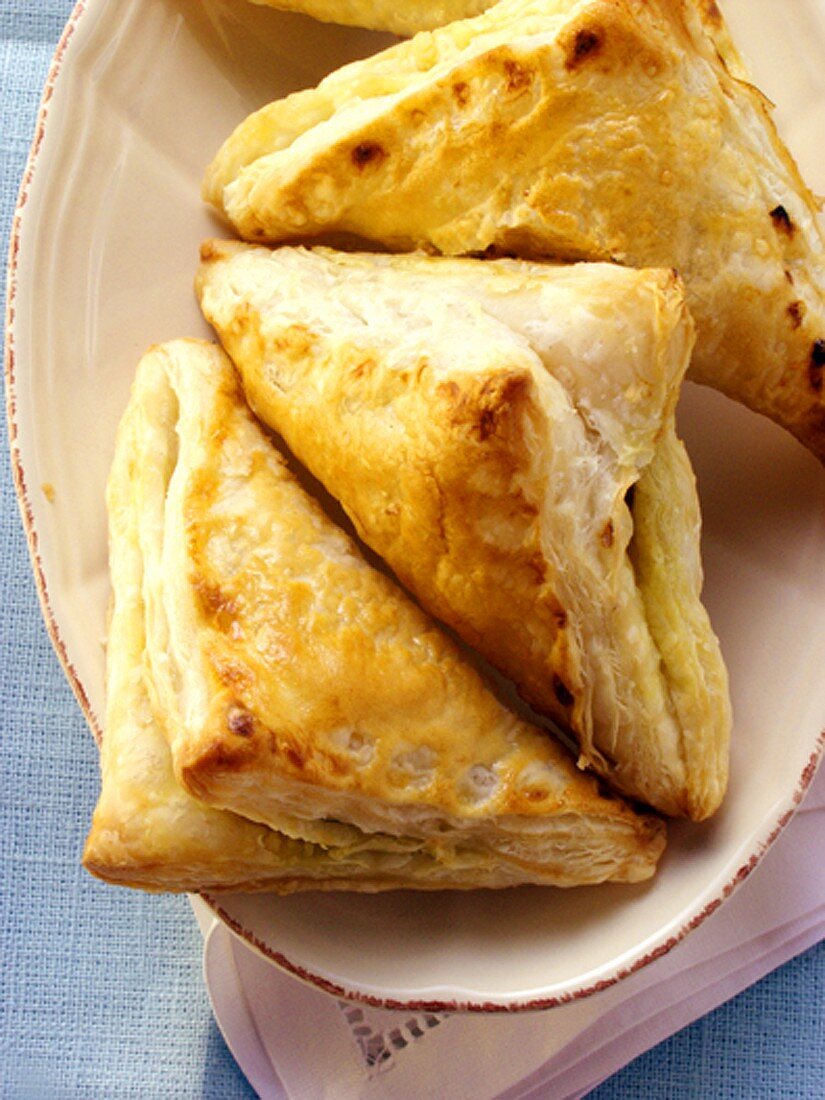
[337,1001,446,1074]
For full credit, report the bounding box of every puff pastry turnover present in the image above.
[85,338,665,891]
[205,0,825,459]
[246,0,494,36]
[197,242,731,820]
[83,346,434,893]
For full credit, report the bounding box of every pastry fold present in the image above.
[197,243,731,820]
[84,338,665,891]
[205,0,825,460]
[246,0,495,36]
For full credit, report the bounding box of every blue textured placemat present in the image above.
[0,3,821,1098]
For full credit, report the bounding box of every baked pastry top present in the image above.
[84,339,424,893]
[84,338,665,891]
[246,0,495,36]
[205,0,825,460]
[197,243,731,820]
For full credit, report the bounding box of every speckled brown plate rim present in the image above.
[5,0,824,1014]
[4,0,101,743]
[200,734,823,1013]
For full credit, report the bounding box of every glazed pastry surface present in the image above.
[246,0,495,36]
[197,244,731,819]
[205,0,825,459]
[84,338,666,890]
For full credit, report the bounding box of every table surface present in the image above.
[0,3,822,1097]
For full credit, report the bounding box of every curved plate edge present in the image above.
[4,0,103,743]
[199,733,823,1014]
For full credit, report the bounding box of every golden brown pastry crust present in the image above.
[83,343,438,893]
[84,338,665,891]
[197,243,731,820]
[205,0,825,459]
[246,0,495,36]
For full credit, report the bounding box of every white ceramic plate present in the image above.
[6,0,825,1011]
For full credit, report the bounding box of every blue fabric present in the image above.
[0,3,821,1097]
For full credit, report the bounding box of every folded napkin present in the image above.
[195,767,824,1100]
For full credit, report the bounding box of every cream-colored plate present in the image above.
[6,0,825,1010]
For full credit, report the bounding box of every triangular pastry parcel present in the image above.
[204,0,825,460]
[197,242,731,820]
[246,0,495,36]
[84,338,665,891]
[84,342,533,892]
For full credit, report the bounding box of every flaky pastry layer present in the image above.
[84,338,665,891]
[247,0,494,36]
[206,0,825,459]
[197,243,731,819]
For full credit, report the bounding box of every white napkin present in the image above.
[196,767,824,1100]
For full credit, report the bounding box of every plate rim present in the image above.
[199,745,822,1015]
[4,0,102,742]
[5,0,824,1013]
